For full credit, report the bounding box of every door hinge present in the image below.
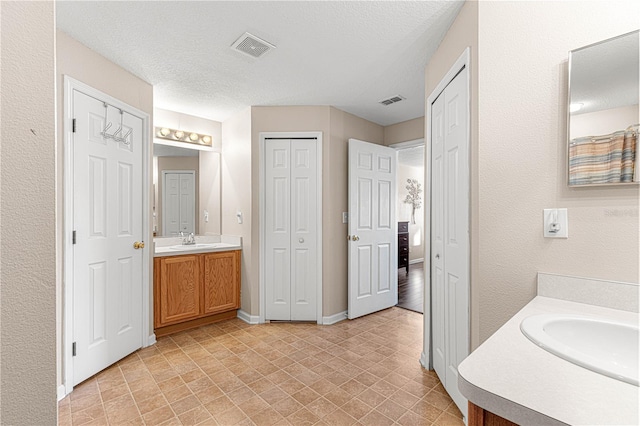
[72,230,77,244]
[72,118,76,133]
[72,342,76,357]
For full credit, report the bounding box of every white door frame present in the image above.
[161,170,196,236]
[421,48,471,370]
[62,76,152,398]
[259,132,323,324]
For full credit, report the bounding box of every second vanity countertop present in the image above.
[458,296,639,426]
[154,235,242,257]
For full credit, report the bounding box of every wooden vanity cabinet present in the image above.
[202,251,241,315]
[154,250,241,336]
[469,402,519,426]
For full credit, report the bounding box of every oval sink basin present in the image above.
[169,243,222,250]
[520,314,639,386]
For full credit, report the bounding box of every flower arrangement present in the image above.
[404,178,422,224]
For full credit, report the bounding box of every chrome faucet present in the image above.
[179,231,196,245]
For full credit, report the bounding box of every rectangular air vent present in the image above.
[231,32,276,58]
[379,95,406,106]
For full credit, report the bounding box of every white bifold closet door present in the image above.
[431,65,470,417]
[265,138,318,321]
[163,171,195,236]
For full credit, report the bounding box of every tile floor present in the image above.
[59,307,463,425]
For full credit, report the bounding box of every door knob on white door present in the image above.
[299,238,304,243]
[435,254,440,259]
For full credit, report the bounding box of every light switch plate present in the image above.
[543,208,568,238]
[342,212,348,224]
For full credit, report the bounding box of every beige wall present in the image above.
[424,0,480,347]
[384,116,425,146]
[56,31,154,387]
[0,2,57,424]
[221,108,253,312]
[156,157,200,235]
[475,0,639,343]
[250,106,332,315]
[326,107,385,315]
[222,106,384,317]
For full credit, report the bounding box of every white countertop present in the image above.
[153,235,242,257]
[458,296,639,426]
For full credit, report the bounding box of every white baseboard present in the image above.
[420,351,429,369]
[237,310,260,324]
[147,333,157,346]
[322,310,348,325]
[409,258,424,265]
[57,384,68,401]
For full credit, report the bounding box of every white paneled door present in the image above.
[430,66,470,417]
[265,138,318,321]
[72,90,144,385]
[162,171,195,235]
[348,139,397,319]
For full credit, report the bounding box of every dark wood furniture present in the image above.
[469,402,519,426]
[154,250,241,337]
[398,221,409,274]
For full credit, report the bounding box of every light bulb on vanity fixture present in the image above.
[154,126,213,149]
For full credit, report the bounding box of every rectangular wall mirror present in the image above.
[568,30,639,186]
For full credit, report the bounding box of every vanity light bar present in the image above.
[154,126,213,147]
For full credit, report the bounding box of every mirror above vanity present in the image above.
[568,30,639,186]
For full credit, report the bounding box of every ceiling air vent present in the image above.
[231,32,276,59]
[379,95,406,106]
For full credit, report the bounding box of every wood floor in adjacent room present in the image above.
[59,307,461,425]
[397,262,424,314]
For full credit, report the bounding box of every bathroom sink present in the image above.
[169,243,223,250]
[520,314,639,386]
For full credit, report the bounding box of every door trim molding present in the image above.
[258,132,323,324]
[422,47,471,370]
[388,138,424,150]
[63,76,151,397]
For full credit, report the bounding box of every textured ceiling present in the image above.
[56,1,464,126]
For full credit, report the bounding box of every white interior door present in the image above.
[348,139,397,320]
[265,138,318,321]
[162,171,195,235]
[72,90,144,385]
[430,67,470,416]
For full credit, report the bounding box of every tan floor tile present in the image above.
[323,387,353,407]
[214,406,248,425]
[424,390,453,411]
[397,410,427,426]
[171,394,202,415]
[434,411,465,425]
[286,407,319,426]
[341,398,373,420]
[388,388,420,409]
[163,384,194,404]
[249,407,285,426]
[411,399,443,422]
[357,388,386,408]
[322,407,357,426]
[360,409,395,426]
[62,308,451,426]
[204,395,236,417]
[136,393,169,415]
[291,387,320,405]
[446,402,463,419]
[72,404,106,426]
[143,405,176,425]
[375,399,406,421]
[271,396,304,417]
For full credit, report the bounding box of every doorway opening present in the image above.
[392,141,425,314]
